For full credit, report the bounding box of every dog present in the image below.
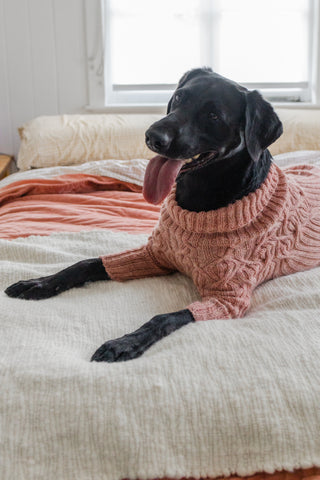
[5,68,320,362]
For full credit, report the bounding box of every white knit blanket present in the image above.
[1,229,320,480]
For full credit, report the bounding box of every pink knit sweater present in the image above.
[101,163,320,321]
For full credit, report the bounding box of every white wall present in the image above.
[0,0,88,158]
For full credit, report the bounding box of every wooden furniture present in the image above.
[0,154,13,180]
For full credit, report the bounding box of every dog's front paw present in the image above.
[91,335,147,363]
[5,276,60,300]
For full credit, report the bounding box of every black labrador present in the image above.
[5,68,283,362]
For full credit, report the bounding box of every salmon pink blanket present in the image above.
[0,174,160,239]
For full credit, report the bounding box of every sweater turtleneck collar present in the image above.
[164,163,287,234]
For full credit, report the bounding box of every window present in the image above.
[85,0,320,109]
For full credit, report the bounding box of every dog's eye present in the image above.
[174,93,182,104]
[209,112,218,121]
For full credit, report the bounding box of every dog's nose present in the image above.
[145,128,172,154]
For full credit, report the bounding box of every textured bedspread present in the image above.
[1,229,320,480]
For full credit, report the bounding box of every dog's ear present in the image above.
[167,67,213,114]
[244,90,283,162]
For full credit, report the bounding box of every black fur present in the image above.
[175,149,272,212]
[5,258,109,300]
[5,68,283,362]
[91,309,193,362]
[146,68,282,212]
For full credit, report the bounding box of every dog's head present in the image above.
[144,67,283,204]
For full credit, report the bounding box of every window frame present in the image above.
[84,0,320,111]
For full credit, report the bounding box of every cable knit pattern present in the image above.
[101,163,320,321]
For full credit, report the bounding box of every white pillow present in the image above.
[270,108,320,155]
[17,109,320,171]
[17,114,162,171]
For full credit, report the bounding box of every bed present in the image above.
[1,113,320,480]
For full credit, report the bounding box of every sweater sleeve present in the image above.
[188,286,252,321]
[100,244,175,282]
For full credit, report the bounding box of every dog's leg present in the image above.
[91,309,195,362]
[5,258,109,300]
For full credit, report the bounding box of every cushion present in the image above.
[17,109,320,170]
[270,108,320,155]
[17,114,162,170]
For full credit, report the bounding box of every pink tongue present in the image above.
[143,155,184,204]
